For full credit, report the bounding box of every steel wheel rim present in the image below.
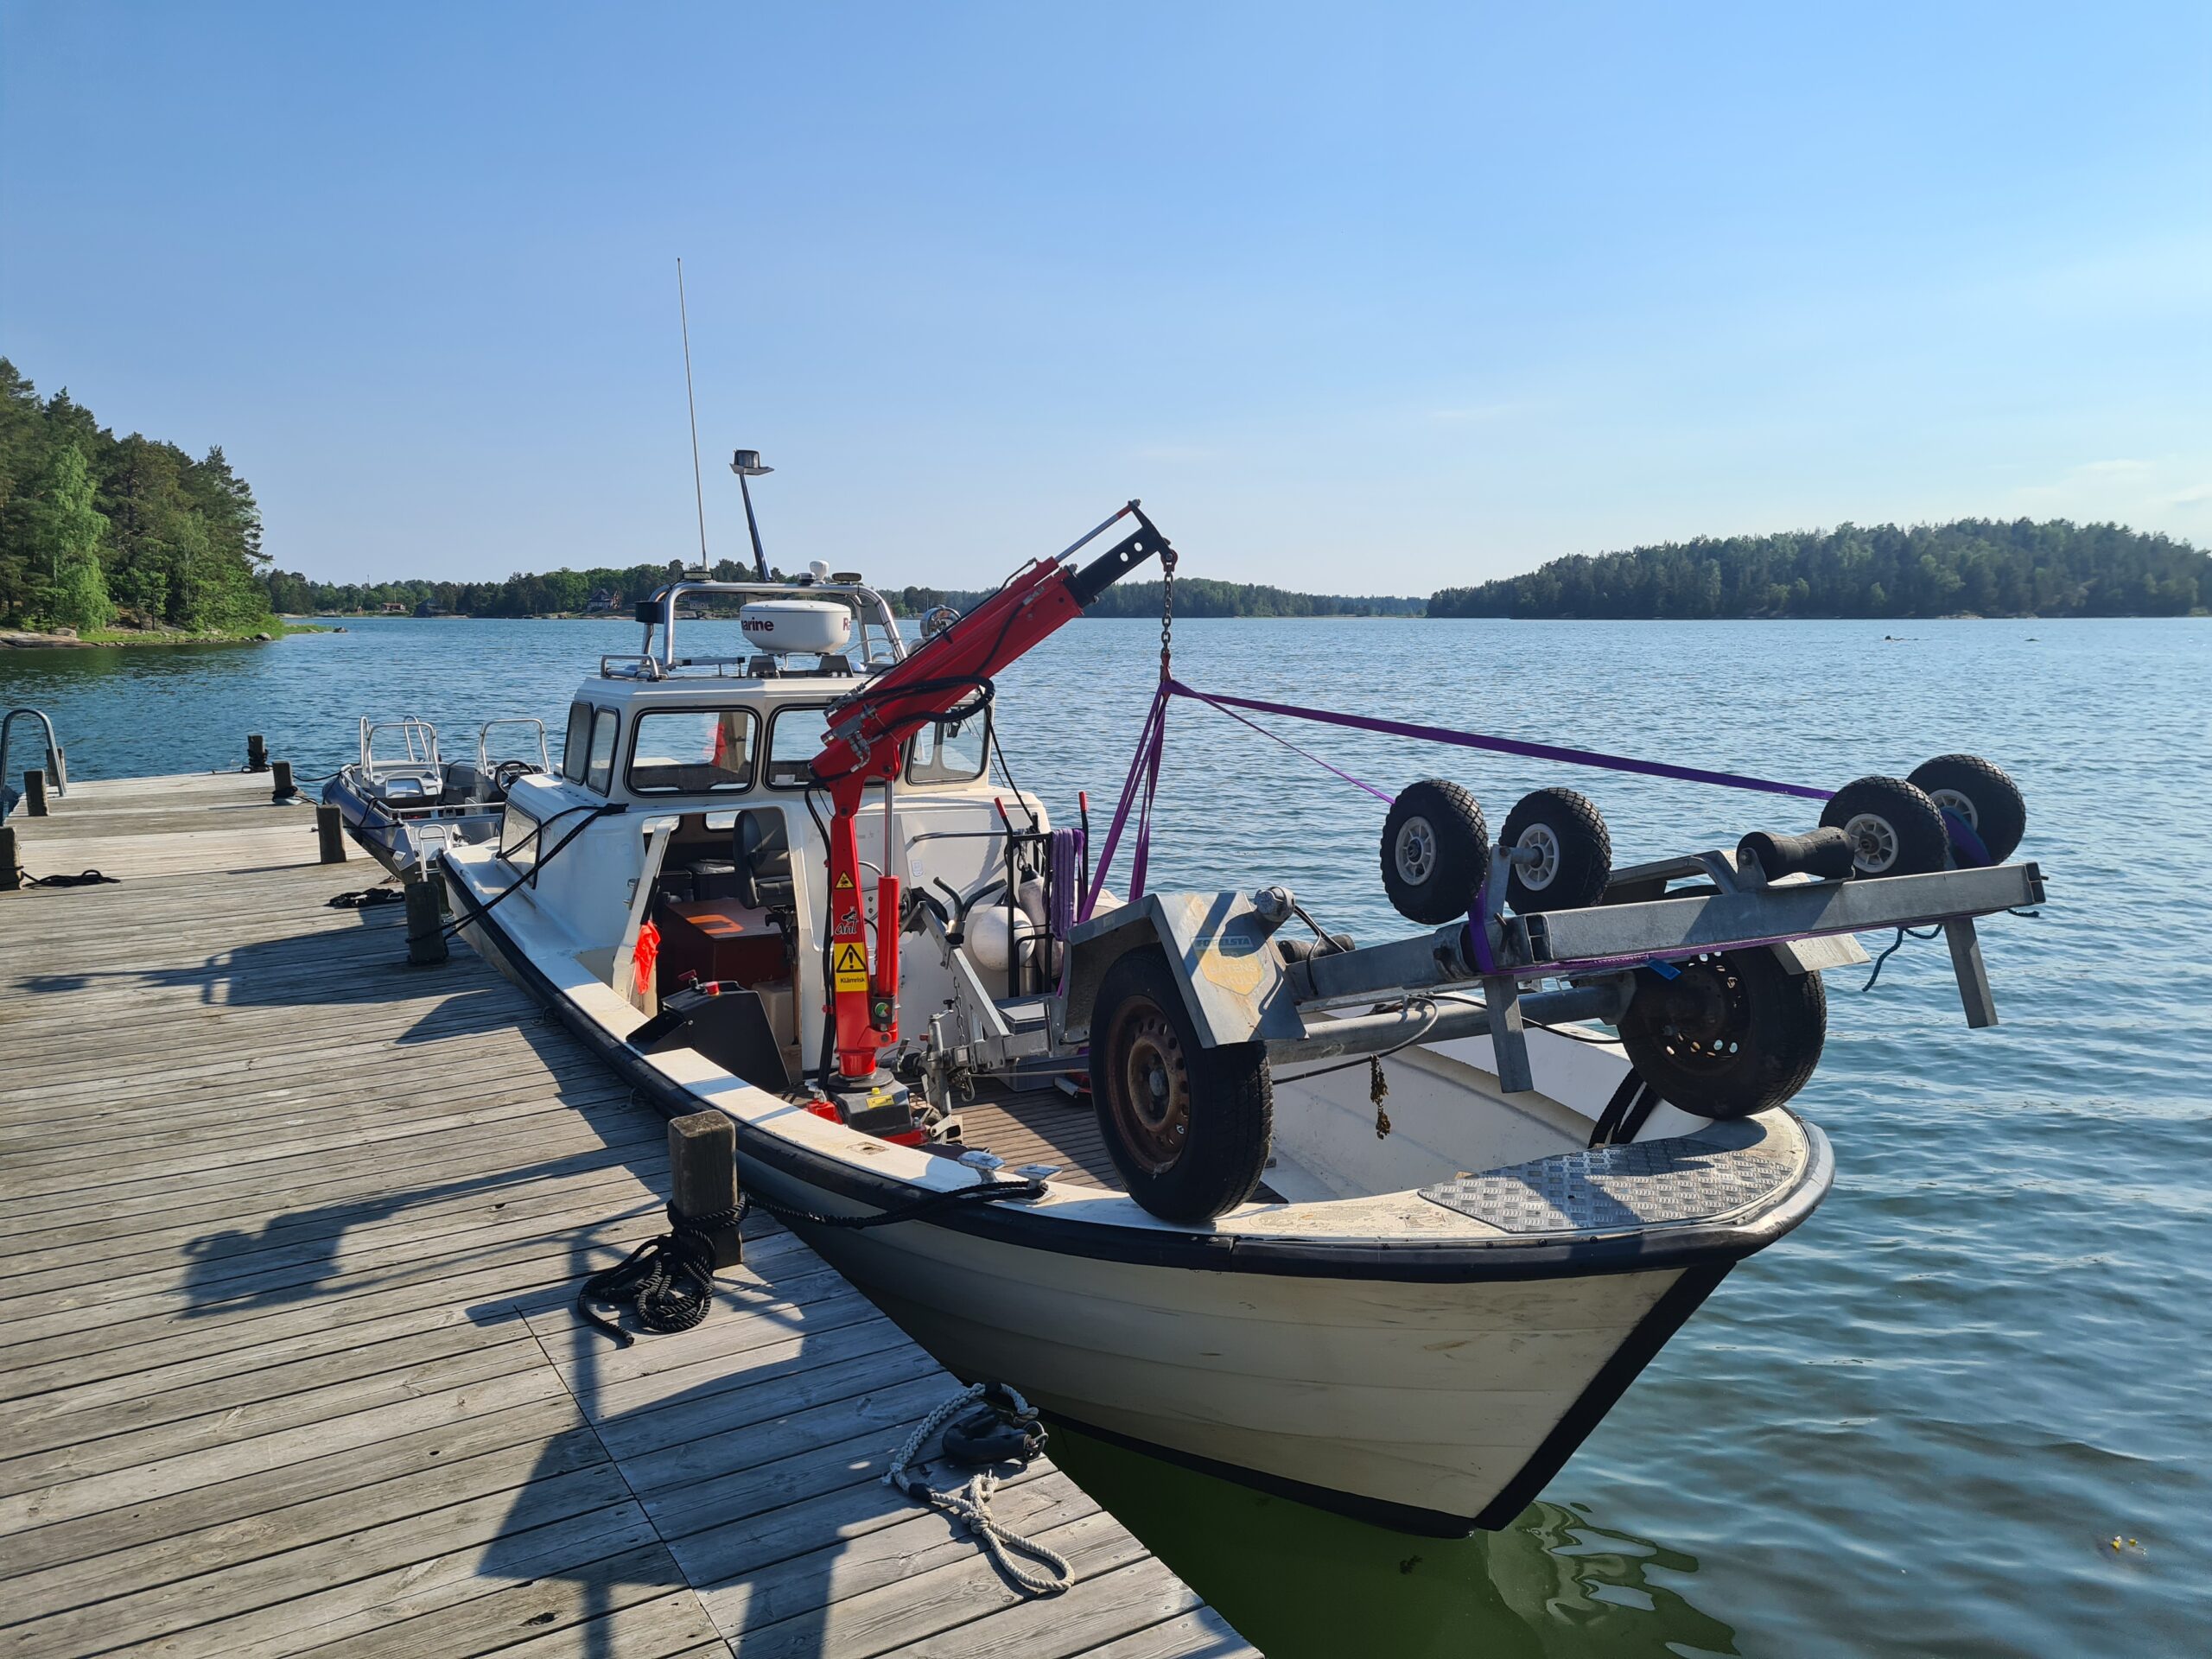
[1842,810,1900,874]
[1395,816,1438,885]
[1109,1003,1191,1173]
[1647,953,1750,1072]
[1515,823,1560,891]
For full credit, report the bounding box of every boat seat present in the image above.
[733,810,796,910]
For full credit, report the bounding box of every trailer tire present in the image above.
[1907,753,2025,864]
[1380,779,1490,925]
[1501,787,1613,912]
[1819,776,1948,879]
[1090,948,1273,1222]
[1618,948,1827,1120]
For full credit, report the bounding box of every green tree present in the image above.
[24,445,112,631]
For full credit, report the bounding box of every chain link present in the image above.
[1159,548,1178,680]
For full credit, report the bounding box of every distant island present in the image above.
[271,517,2205,627]
[1428,519,2208,620]
[13,359,2191,641]
[0,359,280,644]
[261,566,1426,620]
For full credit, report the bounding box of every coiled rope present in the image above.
[573,1201,736,1349]
[886,1382,1072,1596]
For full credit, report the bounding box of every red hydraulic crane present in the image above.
[809,501,1174,1094]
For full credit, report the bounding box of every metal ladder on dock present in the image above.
[0,708,67,823]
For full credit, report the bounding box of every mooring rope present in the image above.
[886,1382,1073,1597]
[573,1201,737,1349]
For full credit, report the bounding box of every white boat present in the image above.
[442,505,2043,1535]
[324,715,550,874]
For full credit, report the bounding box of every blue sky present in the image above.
[3,3,2206,591]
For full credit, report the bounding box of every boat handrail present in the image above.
[630,580,908,677]
[0,708,67,807]
[476,716,551,773]
[359,715,442,781]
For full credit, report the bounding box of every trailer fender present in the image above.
[1062,890,1305,1050]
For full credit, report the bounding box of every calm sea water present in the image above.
[5,614,2209,1656]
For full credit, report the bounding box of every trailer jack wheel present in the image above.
[1617,948,1827,1120]
[1502,787,1613,913]
[1907,753,2026,864]
[1819,776,1948,879]
[1090,947,1272,1221]
[1380,779,1490,925]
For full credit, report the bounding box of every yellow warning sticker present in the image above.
[832,942,869,990]
[834,872,855,889]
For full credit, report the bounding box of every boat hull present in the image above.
[443,850,1823,1536]
[775,1184,1722,1533]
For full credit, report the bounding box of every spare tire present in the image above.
[1380,779,1489,925]
[1090,947,1272,1221]
[1618,949,1827,1120]
[1819,776,1948,878]
[1907,753,2025,864]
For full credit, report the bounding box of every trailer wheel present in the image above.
[1501,787,1613,913]
[1907,753,2025,864]
[1818,776,1948,878]
[1618,949,1827,1120]
[1090,948,1272,1222]
[1380,779,1490,925]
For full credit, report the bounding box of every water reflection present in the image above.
[1048,1425,1737,1658]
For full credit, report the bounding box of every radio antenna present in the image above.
[676,257,709,571]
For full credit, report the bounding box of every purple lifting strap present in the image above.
[1083,680,1170,919]
[1166,682,1832,803]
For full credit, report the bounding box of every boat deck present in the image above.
[955,1087,1126,1190]
[0,769,1255,1659]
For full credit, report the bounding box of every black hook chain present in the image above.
[1159,548,1178,681]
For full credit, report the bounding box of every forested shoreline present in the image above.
[260,567,1426,620]
[10,375,2189,638]
[1428,519,2207,620]
[0,359,276,638]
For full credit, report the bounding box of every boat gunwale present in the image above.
[442,849,1836,1285]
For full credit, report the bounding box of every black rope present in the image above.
[439,801,624,943]
[1862,925,1945,993]
[741,1177,1046,1231]
[21,868,120,888]
[574,1201,735,1349]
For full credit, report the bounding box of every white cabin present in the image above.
[486,575,1039,1084]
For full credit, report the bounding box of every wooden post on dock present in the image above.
[0,825,18,891]
[245,734,269,772]
[270,760,296,802]
[404,878,448,965]
[315,803,346,863]
[669,1110,745,1268]
[22,770,48,817]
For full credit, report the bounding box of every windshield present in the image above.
[629,708,760,794]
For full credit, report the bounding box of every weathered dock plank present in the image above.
[0,771,1255,1658]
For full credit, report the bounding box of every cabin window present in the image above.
[499,800,541,879]
[629,709,759,794]
[907,709,990,785]
[562,702,593,782]
[585,709,620,795]
[764,705,831,788]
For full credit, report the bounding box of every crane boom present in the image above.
[809,502,1175,1085]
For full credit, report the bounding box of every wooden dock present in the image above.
[0,769,1257,1659]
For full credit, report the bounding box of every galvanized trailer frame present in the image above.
[926,849,2044,1102]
